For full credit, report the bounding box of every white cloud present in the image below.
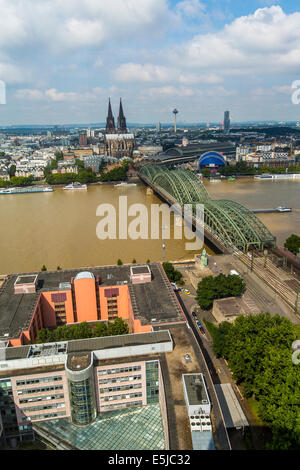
[170,6,300,73]
[0,0,171,52]
[14,86,106,103]
[45,88,79,102]
[0,61,26,84]
[142,86,196,98]
[175,0,206,19]
[15,89,44,100]
[114,63,223,85]
[114,63,172,82]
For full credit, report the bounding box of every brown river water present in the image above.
[0,178,299,274]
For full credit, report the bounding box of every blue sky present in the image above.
[1,0,300,125]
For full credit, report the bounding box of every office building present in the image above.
[0,330,172,446]
[224,111,230,135]
[0,263,184,347]
[79,133,88,146]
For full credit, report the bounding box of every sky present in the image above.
[1,0,300,125]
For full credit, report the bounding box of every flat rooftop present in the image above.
[130,265,150,275]
[15,275,37,285]
[183,374,210,406]
[67,352,91,372]
[1,330,172,362]
[214,384,249,429]
[214,297,245,317]
[0,262,184,341]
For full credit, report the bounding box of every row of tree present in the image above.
[0,175,34,187]
[45,168,97,185]
[99,163,129,182]
[210,313,300,450]
[203,162,300,177]
[35,318,129,344]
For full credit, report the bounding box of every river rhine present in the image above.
[0,178,299,274]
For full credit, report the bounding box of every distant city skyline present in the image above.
[1,1,300,125]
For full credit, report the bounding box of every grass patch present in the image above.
[248,395,264,426]
[203,319,218,340]
[294,325,300,339]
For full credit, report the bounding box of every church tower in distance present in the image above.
[117,98,128,134]
[105,98,116,134]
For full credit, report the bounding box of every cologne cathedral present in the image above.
[104,98,135,158]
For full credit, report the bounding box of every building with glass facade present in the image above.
[0,330,172,446]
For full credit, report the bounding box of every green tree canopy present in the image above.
[35,318,130,344]
[196,273,246,310]
[210,313,300,450]
[162,262,183,283]
[284,234,300,255]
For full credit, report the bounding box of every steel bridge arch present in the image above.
[139,165,276,252]
[152,171,187,205]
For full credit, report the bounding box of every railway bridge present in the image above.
[139,165,276,254]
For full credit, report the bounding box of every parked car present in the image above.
[196,321,205,334]
[192,311,196,318]
[184,289,191,295]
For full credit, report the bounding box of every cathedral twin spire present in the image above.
[105,98,127,134]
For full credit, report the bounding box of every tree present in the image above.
[107,318,129,336]
[163,262,183,283]
[201,168,210,178]
[75,158,85,169]
[196,274,246,310]
[117,259,123,266]
[146,259,150,263]
[209,313,300,449]
[54,151,63,160]
[71,322,93,340]
[132,259,136,264]
[41,265,47,271]
[10,176,34,187]
[57,266,62,271]
[99,164,128,182]
[9,164,16,178]
[35,328,54,344]
[93,322,109,337]
[284,234,300,255]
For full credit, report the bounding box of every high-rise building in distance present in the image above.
[224,111,230,134]
[79,133,87,146]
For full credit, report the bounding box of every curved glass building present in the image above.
[65,352,97,427]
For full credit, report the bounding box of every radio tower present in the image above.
[173,108,178,133]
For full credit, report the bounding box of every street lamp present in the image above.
[162,225,168,263]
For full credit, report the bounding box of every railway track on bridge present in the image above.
[139,165,276,255]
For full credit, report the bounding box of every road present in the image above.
[175,286,268,450]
